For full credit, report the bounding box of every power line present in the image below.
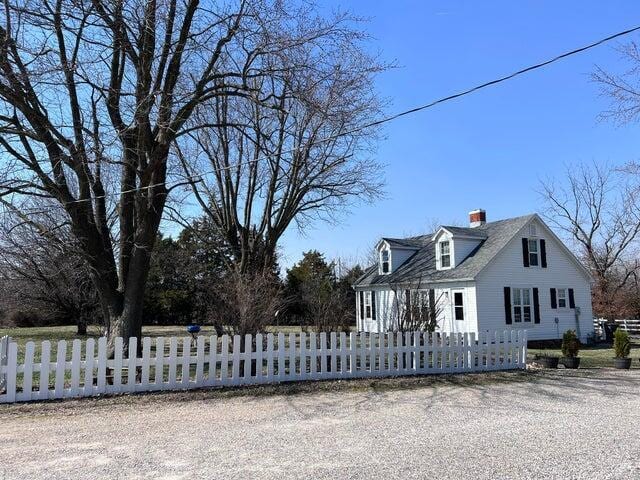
[5,24,640,213]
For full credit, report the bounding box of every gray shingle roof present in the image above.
[354,214,535,287]
[381,236,431,249]
[439,226,488,238]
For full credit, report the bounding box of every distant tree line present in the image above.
[0,215,364,334]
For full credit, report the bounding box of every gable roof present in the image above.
[354,214,536,287]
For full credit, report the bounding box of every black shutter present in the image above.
[568,288,575,309]
[359,291,364,320]
[522,238,530,267]
[504,287,512,324]
[428,289,436,322]
[371,291,377,320]
[404,289,411,321]
[540,239,547,268]
[533,288,540,323]
[550,288,557,309]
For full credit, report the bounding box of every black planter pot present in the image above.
[538,356,560,368]
[614,357,632,369]
[561,357,581,369]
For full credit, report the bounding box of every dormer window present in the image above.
[381,249,390,274]
[440,241,451,268]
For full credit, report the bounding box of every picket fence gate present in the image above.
[0,330,527,404]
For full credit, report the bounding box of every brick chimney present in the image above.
[469,209,486,228]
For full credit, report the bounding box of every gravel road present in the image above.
[1,369,639,480]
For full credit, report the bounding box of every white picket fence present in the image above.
[0,335,9,392]
[0,330,527,404]
[593,318,640,338]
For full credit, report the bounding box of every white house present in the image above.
[353,210,594,343]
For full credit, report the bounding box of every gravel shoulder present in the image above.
[1,369,639,480]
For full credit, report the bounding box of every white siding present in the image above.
[357,283,479,335]
[390,248,416,272]
[452,238,482,267]
[475,218,593,342]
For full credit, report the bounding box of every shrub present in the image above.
[613,329,631,359]
[561,330,581,358]
[5,310,48,328]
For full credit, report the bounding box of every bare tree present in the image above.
[592,42,640,125]
[179,8,386,274]
[0,206,100,333]
[539,163,640,319]
[389,282,446,333]
[0,224,102,335]
[205,270,283,338]
[0,0,357,353]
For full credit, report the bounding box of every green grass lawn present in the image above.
[529,343,640,369]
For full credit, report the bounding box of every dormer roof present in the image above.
[435,226,488,240]
[377,235,430,250]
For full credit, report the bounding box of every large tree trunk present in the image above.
[106,244,155,357]
[76,319,87,336]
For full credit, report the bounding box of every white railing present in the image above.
[0,330,527,404]
[593,318,640,338]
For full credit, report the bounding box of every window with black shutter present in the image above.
[540,239,547,268]
[371,291,377,320]
[568,288,575,309]
[453,291,464,320]
[522,238,529,267]
[504,287,512,324]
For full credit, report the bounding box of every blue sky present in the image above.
[277,1,640,270]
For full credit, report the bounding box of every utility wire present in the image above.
[5,24,640,213]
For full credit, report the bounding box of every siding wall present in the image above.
[475,218,594,342]
[452,237,482,267]
[390,248,416,273]
[357,282,479,335]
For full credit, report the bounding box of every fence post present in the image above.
[0,335,11,393]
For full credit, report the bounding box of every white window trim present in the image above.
[380,248,391,275]
[528,238,540,268]
[437,240,453,270]
[364,291,373,320]
[451,289,465,321]
[511,286,533,325]
[555,287,568,309]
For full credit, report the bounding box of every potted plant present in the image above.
[613,329,632,369]
[560,330,581,368]
[535,352,560,368]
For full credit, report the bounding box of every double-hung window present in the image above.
[440,241,451,268]
[557,288,567,308]
[364,292,373,320]
[453,291,464,320]
[528,239,539,266]
[381,249,390,274]
[364,292,372,319]
[512,288,532,323]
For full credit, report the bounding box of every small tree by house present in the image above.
[389,282,447,333]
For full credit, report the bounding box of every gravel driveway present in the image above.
[1,369,639,479]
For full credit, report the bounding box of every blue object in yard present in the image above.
[187,324,201,338]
